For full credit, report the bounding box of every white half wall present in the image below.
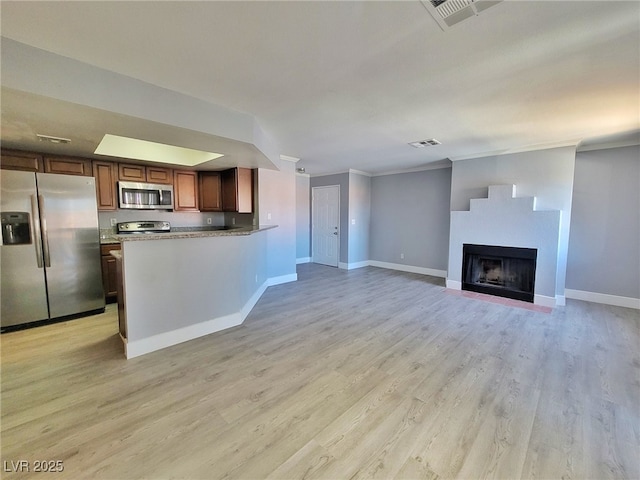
[448,185,561,302]
[450,146,576,299]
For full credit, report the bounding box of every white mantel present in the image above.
[447,185,561,307]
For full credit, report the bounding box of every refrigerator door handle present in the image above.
[39,195,52,268]
[30,194,44,268]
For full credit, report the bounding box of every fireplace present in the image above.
[462,244,537,303]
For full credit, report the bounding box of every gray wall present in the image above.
[450,146,576,297]
[566,145,640,298]
[295,174,311,259]
[258,159,297,280]
[310,173,349,264]
[348,172,371,264]
[370,167,451,270]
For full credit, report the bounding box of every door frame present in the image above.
[311,185,340,267]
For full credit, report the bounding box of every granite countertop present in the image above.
[100,236,121,245]
[111,225,277,242]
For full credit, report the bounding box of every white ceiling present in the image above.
[1,1,639,175]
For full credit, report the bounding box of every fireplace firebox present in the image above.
[462,244,537,303]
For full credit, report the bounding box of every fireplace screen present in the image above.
[462,244,537,303]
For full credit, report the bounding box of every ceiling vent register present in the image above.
[409,139,441,148]
[421,0,502,29]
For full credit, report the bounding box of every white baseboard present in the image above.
[534,294,557,308]
[241,282,269,321]
[555,295,566,307]
[565,289,640,309]
[368,261,447,278]
[446,279,462,290]
[126,272,299,359]
[296,257,311,264]
[267,273,298,286]
[339,261,369,270]
[125,311,242,359]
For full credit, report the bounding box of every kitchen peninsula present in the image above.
[113,225,277,358]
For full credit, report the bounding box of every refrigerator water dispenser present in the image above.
[1,212,31,245]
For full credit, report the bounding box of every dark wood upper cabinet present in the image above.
[118,163,146,182]
[119,163,172,184]
[173,170,199,212]
[146,166,173,184]
[199,172,223,212]
[93,161,118,211]
[0,150,44,172]
[222,167,253,213]
[44,156,92,176]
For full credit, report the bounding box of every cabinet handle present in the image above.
[31,195,44,268]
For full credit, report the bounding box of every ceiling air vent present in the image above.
[36,134,71,144]
[421,0,502,30]
[409,139,441,148]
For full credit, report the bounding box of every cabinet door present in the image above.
[101,244,121,301]
[1,150,43,172]
[222,167,253,213]
[174,170,199,211]
[221,168,238,212]
[93,161,118,211]
[199,172,222,211]
[44,156,92,176]
[237,168,254,213]
[118,163,146,182]
[101,255,118,299]
[146,166,173,184]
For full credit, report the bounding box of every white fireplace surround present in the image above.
[447,185,561,307]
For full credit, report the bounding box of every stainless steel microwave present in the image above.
[118,181,174,210]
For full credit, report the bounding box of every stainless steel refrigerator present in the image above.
[1,170,105,331]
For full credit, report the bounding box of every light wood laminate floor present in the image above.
[1,264,639,479]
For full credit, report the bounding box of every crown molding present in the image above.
[576,138,640,152]
[279,154,300,163]
[349,168,372,177]
[450,139,580,162]
[372,159,452,177]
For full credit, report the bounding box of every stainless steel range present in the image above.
[117,221,171,234]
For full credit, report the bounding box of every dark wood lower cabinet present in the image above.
[114,253,126,339]
[101,244,121,303]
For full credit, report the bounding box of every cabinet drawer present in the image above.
[101,244,121,256]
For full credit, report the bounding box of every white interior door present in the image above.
[312,185,339,267]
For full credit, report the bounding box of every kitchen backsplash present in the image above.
[98,211,225,231]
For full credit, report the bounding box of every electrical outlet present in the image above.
[207,217,212,225]
[267,213,272,220]
[400,253,405,259]
[110,218,117,226]
[351,219,356,225]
